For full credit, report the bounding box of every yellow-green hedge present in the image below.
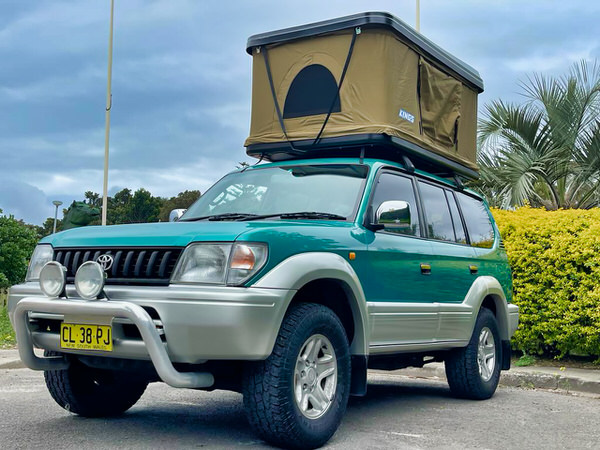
[492,206,600,359]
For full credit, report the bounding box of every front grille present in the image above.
[53,247,183,286]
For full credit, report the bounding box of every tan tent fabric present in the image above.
[457,86,478,166]
[418,58,462,150]
[245,28,480,171]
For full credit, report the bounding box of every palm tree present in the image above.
[476,60,600,209]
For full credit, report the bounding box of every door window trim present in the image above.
[365,165,496,248]
[364,167,425,239]
[454,190,497,249]
[416,179,471,246]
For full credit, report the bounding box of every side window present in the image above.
[457,193,495,248]
[418,182,455,242]
[370,172,420,237]
[446,191,467,244]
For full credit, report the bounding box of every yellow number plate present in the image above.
[60,323,113,351]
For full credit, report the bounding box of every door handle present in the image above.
[469,265,478,275]
[420,263,431,275]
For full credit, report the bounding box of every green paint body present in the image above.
[41,158,512,303]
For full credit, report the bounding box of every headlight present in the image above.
[74,261,106,300]
[171,243,268,286]
[39,262,66,298]
[26,245,54,281]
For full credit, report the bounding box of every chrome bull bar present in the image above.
[13,298,214,389]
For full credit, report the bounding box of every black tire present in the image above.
[44,351,148,417]
[243,303,351,449]
[445,307,501,400]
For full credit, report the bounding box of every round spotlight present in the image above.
[39,262,66,298]
[74,261,106,300]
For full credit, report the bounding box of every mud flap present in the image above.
[350,354,368,396]
[501,340,511,370]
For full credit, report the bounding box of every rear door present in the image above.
[417,181,478,304]
[455,192,510,291]
[416,182,480,341]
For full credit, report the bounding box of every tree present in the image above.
[0,209,38,288]
[82,188,162,224]
[101,188,162,224]
[477,60,600,209]
[35,187,198,232]
[41,217,62,236]
[83,191,102,208]
[126,188,162,223]
[158,190,201,222]
[107,188,132,224]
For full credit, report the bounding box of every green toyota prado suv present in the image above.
[8,12,518,450]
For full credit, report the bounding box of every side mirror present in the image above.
[375,201,411,230]
[169,209,187,222]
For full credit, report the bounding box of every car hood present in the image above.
[40,220,357,248]
[42,221,255,248]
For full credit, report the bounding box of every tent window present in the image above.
[283,64,340,119]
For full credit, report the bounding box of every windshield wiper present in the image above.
[180,213,259,222]
[242,211,346,221]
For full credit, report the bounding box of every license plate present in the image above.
[60,323,113,351]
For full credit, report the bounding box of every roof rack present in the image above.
[246,133,479,181]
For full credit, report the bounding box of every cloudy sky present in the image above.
[1,0,598,225]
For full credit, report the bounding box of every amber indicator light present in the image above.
[231,245,256,269]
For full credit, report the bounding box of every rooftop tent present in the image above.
[244,12,484,179]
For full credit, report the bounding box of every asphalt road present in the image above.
[1,369,598,449]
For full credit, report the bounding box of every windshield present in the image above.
[181,164,368,221]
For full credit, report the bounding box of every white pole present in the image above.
[102,0,115,226]
[416,0,421,32]
[52,201,62,234]
[53,207,58,233]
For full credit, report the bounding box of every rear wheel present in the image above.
[44,351,148,417]
[445,307,501,400]
[243,303,351,449]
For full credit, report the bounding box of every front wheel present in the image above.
[243,303,351,449]
[44,352,148,417]
[445,307,501,399]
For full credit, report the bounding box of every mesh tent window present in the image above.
[283,64,340,119]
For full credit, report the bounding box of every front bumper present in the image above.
[8,283,294,387]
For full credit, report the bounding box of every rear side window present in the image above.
[418,182,455,242]
[371,173,421,237]
[446,191,467,244]
[457,193,494,248]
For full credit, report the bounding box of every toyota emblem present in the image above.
[97,254,114,271]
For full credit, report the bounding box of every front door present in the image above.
[361,170,439,348]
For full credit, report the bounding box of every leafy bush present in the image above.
[1,305,16,348]
[0,210,38,289]
[493,206,600,359]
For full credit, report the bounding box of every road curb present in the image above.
[380,364,600,396]
[499,370,600,395]
[0,359,25,370]
[1,350,599,395]
[0,349,24,370]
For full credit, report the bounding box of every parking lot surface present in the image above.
[1,369,598,449]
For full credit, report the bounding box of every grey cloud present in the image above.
[0,0,598,225]
[0,178,51,225]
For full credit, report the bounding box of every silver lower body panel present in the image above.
[8,283,294,388]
